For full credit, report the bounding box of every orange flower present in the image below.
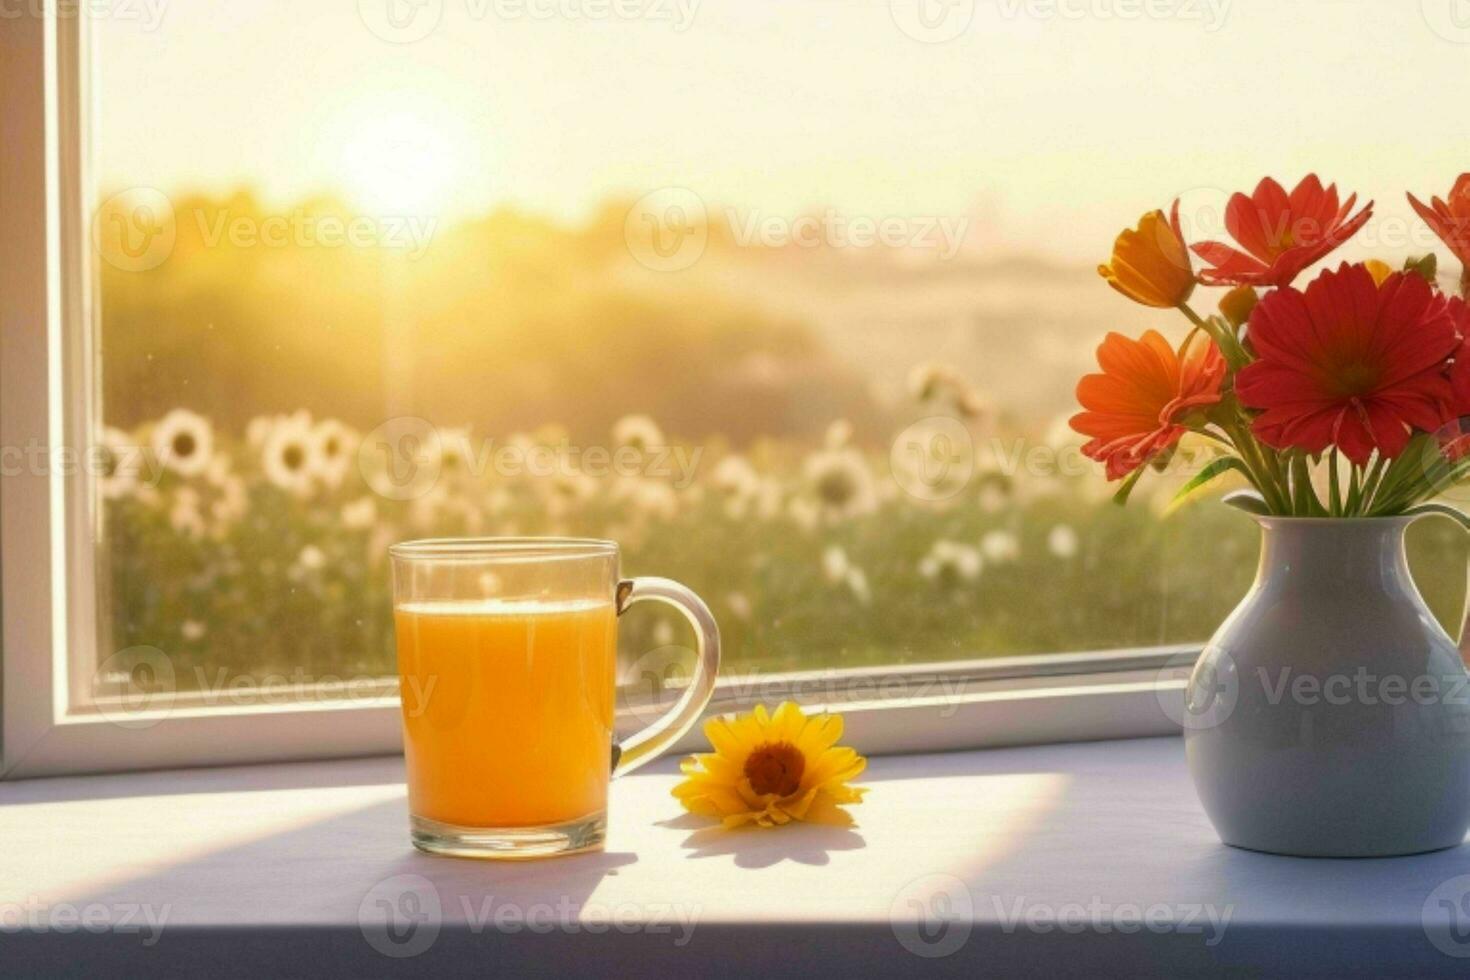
[1071,330,1226,480]
[1097,200,1195,308]
[1408,175,1470,285]
[1192,175,1372,288]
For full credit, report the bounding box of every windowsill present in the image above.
[2,736,1464,975]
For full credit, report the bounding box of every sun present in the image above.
[335,105,463,217]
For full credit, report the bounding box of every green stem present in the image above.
[1177,303,1250,370]
[1328,449,1342,516]
[1224,422,1287,513]
[1290,452,1327,516]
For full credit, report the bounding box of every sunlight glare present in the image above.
[336,107,463,218]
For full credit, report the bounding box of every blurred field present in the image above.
[95,192,1470,691]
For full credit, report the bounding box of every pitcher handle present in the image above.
[1405,504,1470,653]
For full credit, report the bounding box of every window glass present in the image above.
[85,1,1468,703]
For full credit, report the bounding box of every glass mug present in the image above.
[389,538,720,858]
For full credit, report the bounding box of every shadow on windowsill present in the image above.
[658,812,866,868]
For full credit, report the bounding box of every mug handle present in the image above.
[611,577,721,777]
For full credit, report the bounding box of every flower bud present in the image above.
[1218,286,1258,328]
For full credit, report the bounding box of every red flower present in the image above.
[1440,297,1470,459]
[1071,330,1226,480]
[1408,174,1470,276]
[1235,263,1457,465]
[1191,175,1373,288]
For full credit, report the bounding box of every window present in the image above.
[5,2,1469,776]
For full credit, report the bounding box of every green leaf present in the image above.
[1111,465,1146,506]
[1221,489,1271,515]
[1165,457,1251,516]
[1401,502,1470,532]
[1405,253,1438,283]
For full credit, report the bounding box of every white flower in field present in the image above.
[168,486,206,538]
[822,545,851,584]
[908,363,965,403]
[1048,524,1079,560]
[821,545,871,603]
[181,620,206,642]
[753,477,783,520]
[712,455,764,519]
[311,419,359,489]
[542,469,597,519]
[612,414,664,454]
[980,529,1020,564]
[209,473,248,529]
[341,496,377,530]
[788,496,820,532]
[246,416,274,449]
[824,419,853,449]
[955,387,991,421]
[152,409,214,478]
[725,592,752,622]
[712,455,760,497]
[96,427,144,500]
[918,540,982,583]
[976,471,1014,514]
[629,479,678,520]
[908,363,989,421]
[436,427,476,481]
[133,484,162,508]
[609,476,678,521]
[261,417,315,496]
[803,447,877,521]
[298,545,326,571]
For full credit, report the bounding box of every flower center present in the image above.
[1330,360,1381,397]
[173,432,196,458]
[744,740,805,797]
[816,469,856,506]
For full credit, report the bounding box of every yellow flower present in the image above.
[1364,258,1394,286]
[1098,200,1196,308]
[672,702,867,829]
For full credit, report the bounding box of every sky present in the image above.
[91,0,1470,262]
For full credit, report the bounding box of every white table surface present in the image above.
[2,735,1469,977]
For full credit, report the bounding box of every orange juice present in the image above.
[394,598,618,828]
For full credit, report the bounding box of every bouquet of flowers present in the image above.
[1073,174,1470,523]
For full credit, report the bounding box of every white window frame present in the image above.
[0,9,1190,780]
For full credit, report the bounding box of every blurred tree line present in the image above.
[99,190,882,443]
